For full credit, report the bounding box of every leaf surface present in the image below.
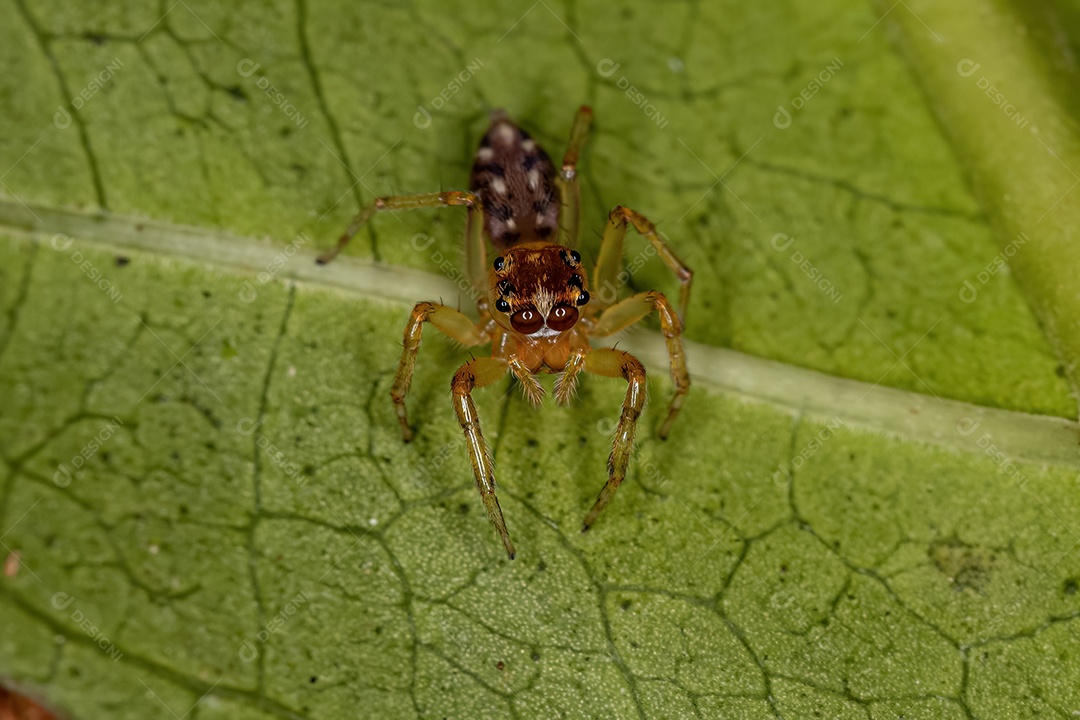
[1,2,1079,719]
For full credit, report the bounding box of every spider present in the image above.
[317,106,692,559]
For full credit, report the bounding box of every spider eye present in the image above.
[547,304,579,331]
[510,307,544,334]
[576,290,590,306]
[493,256,505,271]
[495,297,511,313]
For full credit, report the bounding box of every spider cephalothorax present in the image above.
[318,107,693,559]
[490,243,591,337]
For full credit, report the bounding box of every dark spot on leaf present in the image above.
[459,503,470,514]
[496,661,505,671]
[929,536,992,592]
[115,256,129,267]
[1064,578,1078,595]
[620,599,632,611]
[226,85,247,102]
[310,676,317,683]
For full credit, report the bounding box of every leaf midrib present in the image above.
[2,197,1075,468]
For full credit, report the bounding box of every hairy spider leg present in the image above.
[580,348,647,532]
[555,106,593,248]
[592,206,694,326]
[451,357,516,559]
[390,301,489,442]
[590,290,690,439]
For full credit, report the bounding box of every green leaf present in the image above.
[1,1,1079,718]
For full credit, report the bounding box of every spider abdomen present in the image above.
[470,112,560,249]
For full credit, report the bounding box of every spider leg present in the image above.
[317,190,484,267]
[580,348,646,532]
[452,357,516,559]
[556,106,593,248]
[463,192,489,312]
[390,302,489,442]
[592,206,694,326]
[590,291,689,439]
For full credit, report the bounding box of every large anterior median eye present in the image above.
[547,304,579,331]
[510,307,544,334]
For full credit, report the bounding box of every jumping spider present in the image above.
[317,106,692,559]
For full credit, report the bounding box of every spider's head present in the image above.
[488,243,591,337]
